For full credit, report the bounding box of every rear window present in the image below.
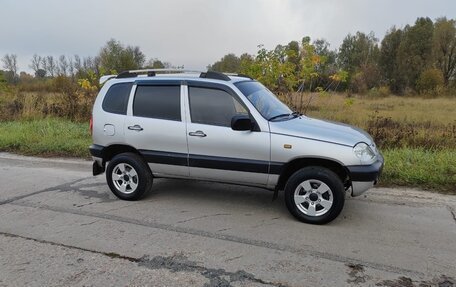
[102,82,132,115]
[133,85,181,121]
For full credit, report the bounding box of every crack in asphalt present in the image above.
[0,231,284,287]
[138,254,286,287]
[176,213,231,224]
[0,177,91,206]
[10,200,424,278]
[446,205,456,224]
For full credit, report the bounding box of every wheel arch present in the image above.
[276,157,350,191]
[101,144,144,164]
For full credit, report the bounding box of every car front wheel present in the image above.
[284,166,345,224]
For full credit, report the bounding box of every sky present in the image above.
[1,0,456,72]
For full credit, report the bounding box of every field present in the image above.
[0,91,455,192]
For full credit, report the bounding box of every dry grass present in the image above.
[280,93,456,149]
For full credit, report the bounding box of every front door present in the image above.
[184,84,270,186]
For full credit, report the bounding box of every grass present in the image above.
[0,118,91,158]
[281,93,456,149]
[0,117,454,192]
[381,148,456,192]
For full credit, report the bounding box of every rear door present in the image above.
[125,81,189,177]
[184,83,270,186]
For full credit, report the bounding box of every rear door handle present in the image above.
[128,125,143,131]
[188,130,206,137]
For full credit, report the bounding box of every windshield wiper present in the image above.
[268,111,301,121]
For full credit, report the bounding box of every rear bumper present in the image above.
[89,144,105,176]
[347,154,384,197]
[89,144,104,158]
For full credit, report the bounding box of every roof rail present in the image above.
[223,73,253,80]
[99,74,117,85]
[200,71,231,81]
[116,68,201,79]
[113,68,248,82]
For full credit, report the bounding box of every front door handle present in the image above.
[128,124,143,131]
[188,130,207,137]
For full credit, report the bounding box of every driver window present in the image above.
[189,87,248,127]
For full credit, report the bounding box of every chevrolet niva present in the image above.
[90,69,383,224]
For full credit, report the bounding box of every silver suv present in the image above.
[90,69,383,224]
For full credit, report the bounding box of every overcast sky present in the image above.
[1,0,455,72]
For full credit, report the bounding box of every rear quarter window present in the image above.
[102,82,133,115]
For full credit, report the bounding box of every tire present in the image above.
[284,166,345,224]
[106,152,153,201]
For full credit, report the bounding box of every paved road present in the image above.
[0,153,455,287]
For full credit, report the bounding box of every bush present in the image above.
[416,68,444,94]
[368,86,391,97]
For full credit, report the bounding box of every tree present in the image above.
[379,27,404,93]
[416,68,444,92]
[146,59,165,69]
[1,54,18,83]
[397,17,434,90]
[58,55,68,76]
[338,32,380,91]
[44,56,57,77]
[286,40,300,70]
[29,54,42,75]
[338,32,379,74]
[313,39,338,89]
[433,17,456,85]
[208,53,241,72]
[98,39,145,73]
[35,69,46,78]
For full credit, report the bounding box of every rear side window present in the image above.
[133,85,181,121]
[102,82,132,115]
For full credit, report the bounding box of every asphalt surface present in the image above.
[0,152,455,287]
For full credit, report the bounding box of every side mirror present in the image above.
[231,115,253,131]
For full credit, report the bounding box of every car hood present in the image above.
[269,116,374,147]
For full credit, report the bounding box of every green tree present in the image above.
[338,32,380,91]
[98,39,145,73]
[397,17,434,90]
[379,27,404,93]
[208,53,241,73]
[146,59,166,69]
[433,17,456,85]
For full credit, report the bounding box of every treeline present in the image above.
[0,39,175,90]
[209,17,456,96]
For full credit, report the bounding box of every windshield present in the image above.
[235,81,293,120]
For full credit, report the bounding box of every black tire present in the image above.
[284,166,345,224]
[106,152,153,201]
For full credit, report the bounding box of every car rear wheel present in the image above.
[106,152,153,200]
[284,166,345,224]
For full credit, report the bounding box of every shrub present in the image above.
[416,68,444,94]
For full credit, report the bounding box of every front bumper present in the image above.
[347,154,384,196]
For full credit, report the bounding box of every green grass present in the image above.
[0,118,91,158]
[381,148,456,192]
[0,118,454,192]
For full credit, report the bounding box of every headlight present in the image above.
[353,142,376,162]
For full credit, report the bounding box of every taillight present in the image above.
[89,117,93,136]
